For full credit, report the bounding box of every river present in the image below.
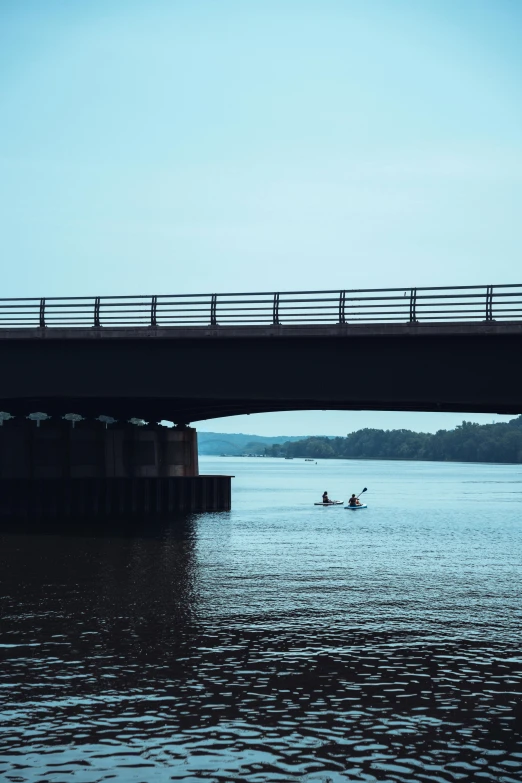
[1,456,522,782]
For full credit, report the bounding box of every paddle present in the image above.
[357,487,368,498]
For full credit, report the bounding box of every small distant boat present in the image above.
[314,500,343,506]
[345,504,367,510]
[305,458,314,461]
[285,457,293,460]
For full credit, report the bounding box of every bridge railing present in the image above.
[0,285,521,328]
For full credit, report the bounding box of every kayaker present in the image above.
[348,494,361,506]
[322,491,330,504]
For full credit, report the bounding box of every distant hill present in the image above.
[264,416,522,464]
[198,431,315,455]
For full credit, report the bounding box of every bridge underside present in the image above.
[0,397,520,423]
[0,322,521,423]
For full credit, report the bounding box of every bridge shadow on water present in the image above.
[0,511,206,538]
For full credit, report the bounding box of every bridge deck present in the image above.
[1,320,522,340]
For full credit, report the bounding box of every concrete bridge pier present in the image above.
[0,418,231,520]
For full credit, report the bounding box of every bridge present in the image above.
[0,284,521,517]
[0,284,521,421]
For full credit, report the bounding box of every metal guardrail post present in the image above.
[150,295,158,327]
[338,290,346,324]
[485,286,494,321]
[210,294,217,326]
[273,292,280,325]
[39,298,46,328]
[409,288,417,323]
[94,297,101,327]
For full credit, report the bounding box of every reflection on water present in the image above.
[1,457,522,782]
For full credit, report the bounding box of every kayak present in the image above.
[314,501,343,506]
[345,504,367,509]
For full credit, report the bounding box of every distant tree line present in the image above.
[265,416,522,464]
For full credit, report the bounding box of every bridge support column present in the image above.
[0,419,230,520]
[158,425,199,478]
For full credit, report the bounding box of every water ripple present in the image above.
[1,458,522,781]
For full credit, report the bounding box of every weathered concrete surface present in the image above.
[0,420,199,479]
[0,322,521,421]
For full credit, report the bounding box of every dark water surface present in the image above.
[1,456,522,782]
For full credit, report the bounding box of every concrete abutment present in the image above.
[0,419,231,518]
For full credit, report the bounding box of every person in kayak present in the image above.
[322,491,331,504]
[348,494,361,506]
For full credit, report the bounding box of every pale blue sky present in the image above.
[2,0,521,435]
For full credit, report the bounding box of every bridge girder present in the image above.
[0,323,521,423]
